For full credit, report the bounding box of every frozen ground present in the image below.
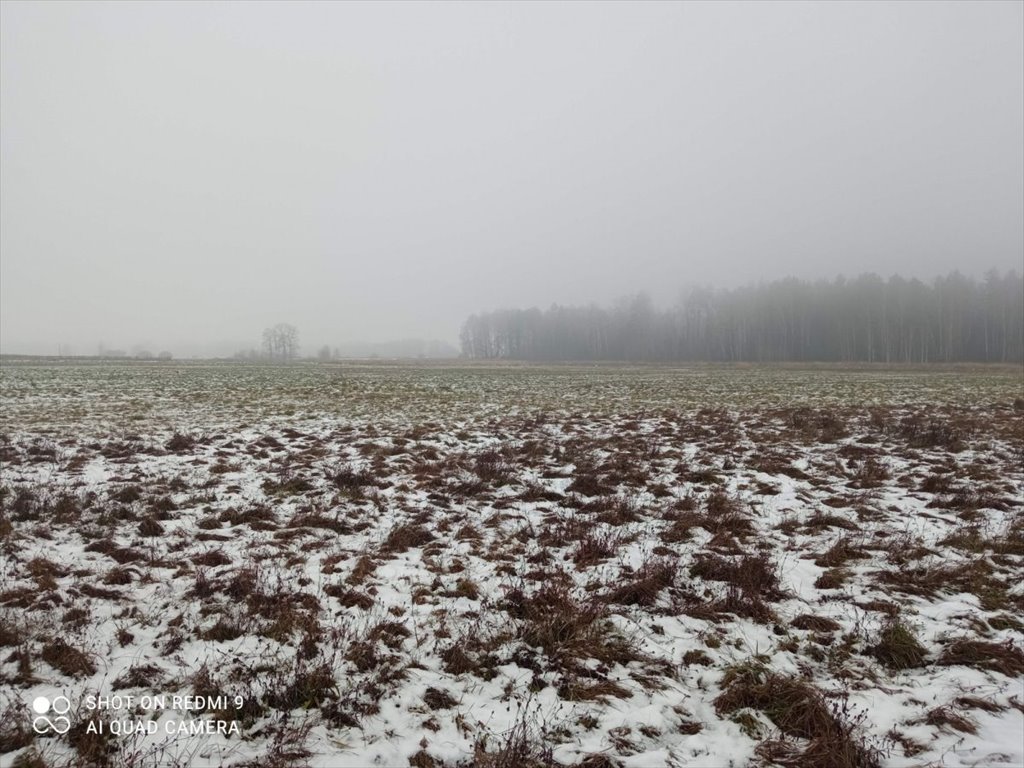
[1,362,1022,768]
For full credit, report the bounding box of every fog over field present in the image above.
[2,1,1022,357]
[2,4,1023,768]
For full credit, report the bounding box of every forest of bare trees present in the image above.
[461,271,1024,363]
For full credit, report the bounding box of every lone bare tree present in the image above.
[262,323,300,363]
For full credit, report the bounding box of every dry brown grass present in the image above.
[0,703,35,754]
[332,462,378,492]
[557,677,631,702]
[715,662,880,768]
[691,552,783,599]
[875,558,1013,611]
[40,638,95,677]
[954,695,1005,713]
[573,530,620,567]
[605,558,676,606]
[325,585,374,609]
[922,705,977,734]
[382,523,435,553]
[471,709,557,768]
[566,471,615,498]
[286,512,351,534]
[802,510,858,533]
[505,582,642,671]
[895,414,966,451]
[937,638,1024,677]
[815,568,849,590]
[112,662,165,689]
[265,661,338,711]
[166,431,196,452]
[688,550,786,622]
[869,619,928,670]
[83,539,144,564]
[815,537,869,568]
[423,687,459,709]
[347,554,378,585]
[784,407,849,443]
[202,616,244,642]
[791,614,842,632]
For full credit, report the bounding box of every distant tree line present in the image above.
[90,343,173,360]
[460,270,1024,363]
[233,328,458,362]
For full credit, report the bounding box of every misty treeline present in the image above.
[233,325,459,362]
[461,271,1024,363]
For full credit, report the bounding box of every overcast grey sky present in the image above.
[1,1,1021,355]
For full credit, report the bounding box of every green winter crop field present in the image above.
[2,360,1020,433]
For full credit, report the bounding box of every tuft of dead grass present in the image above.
[505,582,642,671]
[265,661,338,711]
[869,619,928,670]
[875,559,1013,612]
[605,558,676,606]
[715,662,880,768]
[691,552,782,596]
[937,638,1024,677]
[922,705,977,734]
[382,523,435,553]
[791,614,842,632]
[40,638,95,677]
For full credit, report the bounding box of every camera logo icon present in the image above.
[32,695,71,734]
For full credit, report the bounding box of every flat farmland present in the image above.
[1,362,1022,768]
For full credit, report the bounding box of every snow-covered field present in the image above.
[2,362,1022,768]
